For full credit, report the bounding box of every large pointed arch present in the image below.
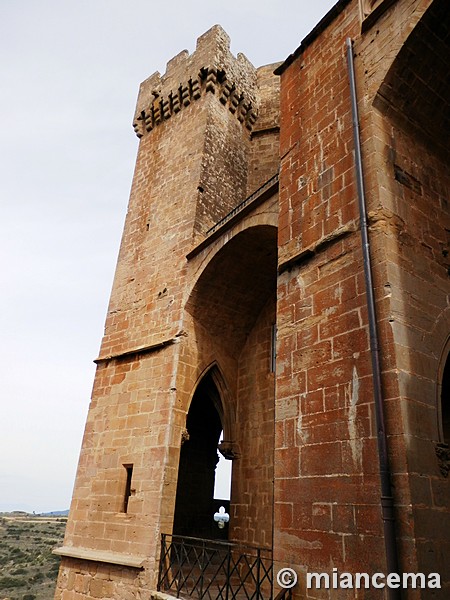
[177,223,278,547]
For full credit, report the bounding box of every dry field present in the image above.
[0,514,66,600]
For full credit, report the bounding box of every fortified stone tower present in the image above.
[54,25,281,599]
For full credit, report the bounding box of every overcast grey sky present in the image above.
[1,0,337,513]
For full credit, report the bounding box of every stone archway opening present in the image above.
[184,224,278,549]
[163,224,277,598]
[173,370,230,540]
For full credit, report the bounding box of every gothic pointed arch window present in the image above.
[439,346,450,445]
[173,368,234,540]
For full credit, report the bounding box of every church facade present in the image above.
[55,1,450,598]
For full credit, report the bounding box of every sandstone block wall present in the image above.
[275,6,384,595]
[275,0,449,597]
[357,0,450,590]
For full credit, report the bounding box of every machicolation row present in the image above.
[133,66,258,138]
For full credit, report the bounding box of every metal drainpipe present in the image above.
[345,38,401,597]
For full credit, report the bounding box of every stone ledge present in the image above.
[53,546,145,569]
[94,336,177,364]
[278,222,357,274]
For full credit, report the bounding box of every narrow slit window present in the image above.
[123,464,133,513]
[270,323,277,373]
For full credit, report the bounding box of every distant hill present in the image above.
[0,510,69,518]
[39,510,69,517]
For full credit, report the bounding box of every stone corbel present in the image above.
[133,66,258,138]
[204,67,218,93]
[218,440,240,460]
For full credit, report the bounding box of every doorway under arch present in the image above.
[173,371,230,540]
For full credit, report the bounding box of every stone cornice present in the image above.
[132,66,258,138]
[94,336,177,364]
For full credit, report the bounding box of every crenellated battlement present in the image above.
[132,25,259,137]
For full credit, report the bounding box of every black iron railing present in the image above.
[158,534,273,600]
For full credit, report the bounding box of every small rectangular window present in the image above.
[123,464,133,513]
